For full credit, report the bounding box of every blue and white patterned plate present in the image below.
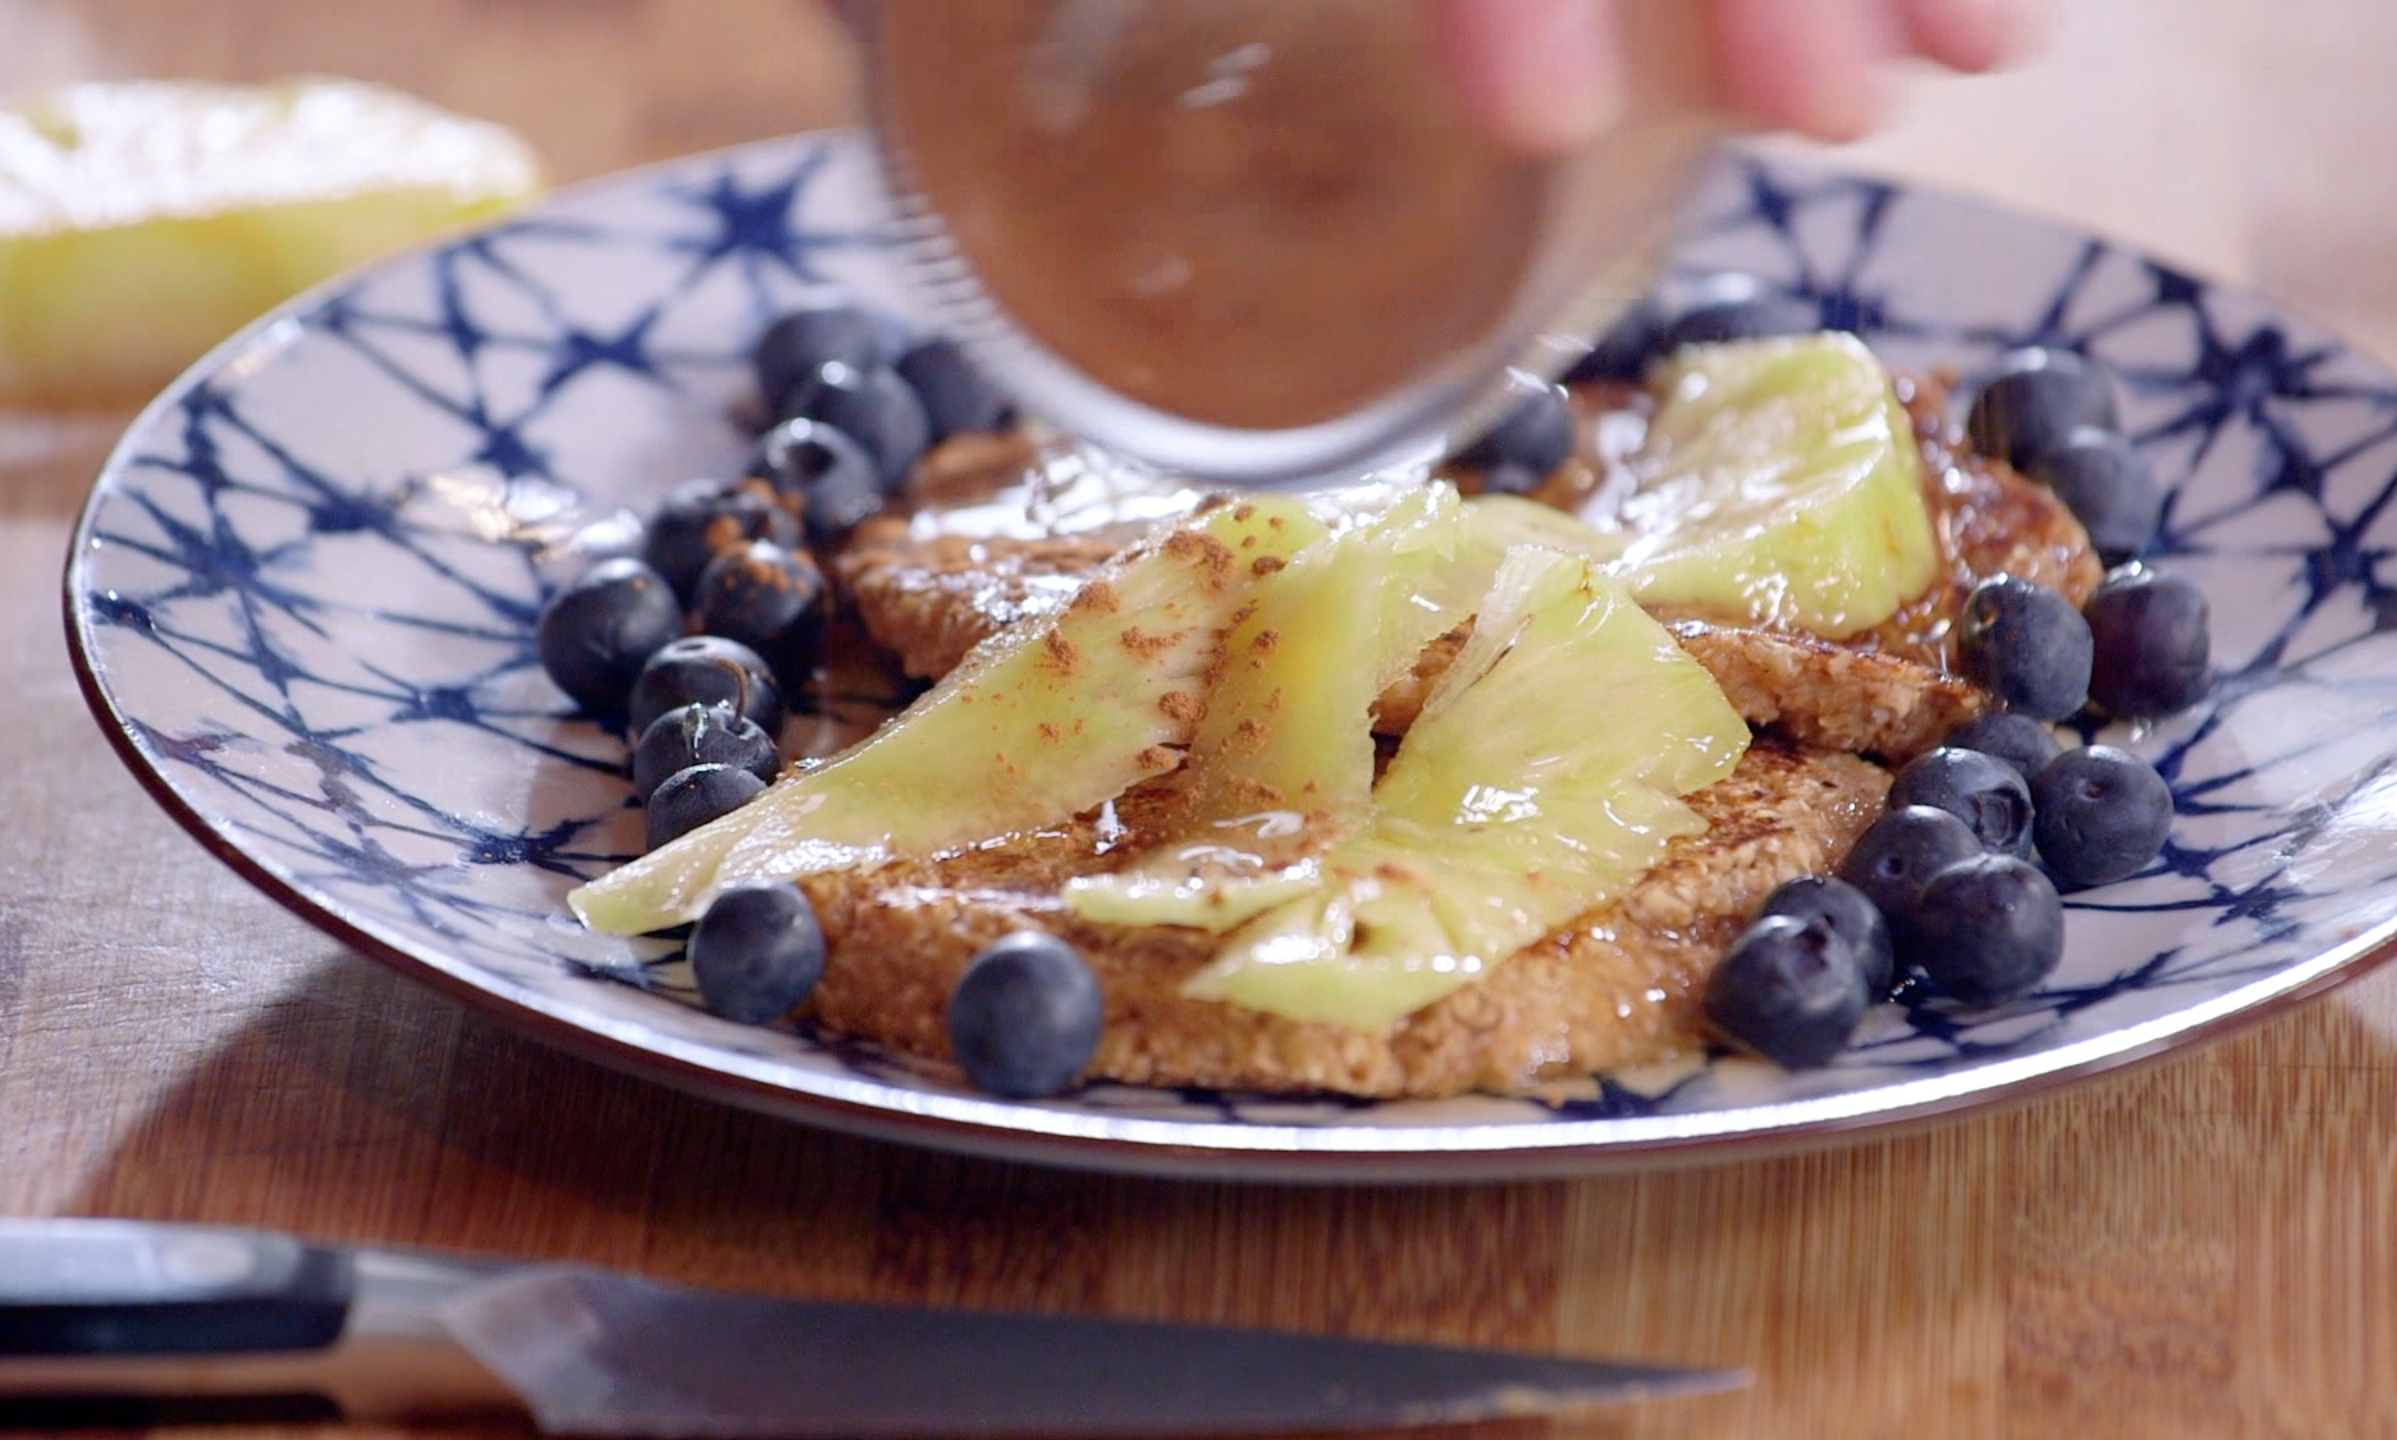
[65,133,2397,1181]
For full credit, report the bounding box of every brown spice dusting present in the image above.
[1120,625,1180,657]
[1251,555,1287,576]
[1251,628,1281,654]
[1040,629,1079,673]
[1158,690,1203,723]
[1038,721,1062,742]
[1074,579,1121,615]
[1134,745,1180,771]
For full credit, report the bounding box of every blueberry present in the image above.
[627,635,785,738]
[895,338,1015,441]
[2032,744,2172,888]
[2023,427,2163,563]
[754,416,888,546]
[1702,915,1869,1068]
[632,702,780,800]
[1562,296,1666,384]
[645,477,799,601]
[945,931,1104,1098]
[688,884,825,1024]
[1836,805,1983,948]
[1909,854,2064,1005]
[2083,568,2211,719]
[1957,575,2094,721]
[1889,748,2035,857]
[693,540,827,693]
[1939,711,2064,787]
[753,305,886,415]
[1454,375,1575,482]
[1756,875,1895,997]
[1965,348,2120,470]
[775,361,930,491]
[645,762,767,850]
[1657,274,1818,352]
[533,556,684,716]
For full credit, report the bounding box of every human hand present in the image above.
[1428,0,2045,152]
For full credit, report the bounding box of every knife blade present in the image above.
[0,1219,1743,1435]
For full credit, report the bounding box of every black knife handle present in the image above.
[0,1221,353,1357]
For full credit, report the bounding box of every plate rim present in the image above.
[60,129,2397,1183]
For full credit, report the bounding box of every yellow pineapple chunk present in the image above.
[1062,485,1488,931]
[570,496,1324,935]
[1185,546,1749,1028]
[1602,332,1938,638]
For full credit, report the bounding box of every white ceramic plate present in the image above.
[66,134,2397,1180]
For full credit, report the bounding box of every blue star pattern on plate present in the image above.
[64,135,2397,1178]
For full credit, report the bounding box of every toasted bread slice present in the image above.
[798,738,1887,1097]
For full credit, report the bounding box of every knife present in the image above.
[0,1219,1743,1435]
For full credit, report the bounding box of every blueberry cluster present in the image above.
[537,304,1109,1085]
[1704,350,2211,1069]
[1967,346,2164,564]
[534,301,1020,835]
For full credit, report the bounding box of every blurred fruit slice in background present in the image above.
[0,76,543,409]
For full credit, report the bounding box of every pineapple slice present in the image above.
[1184,546,1749,1029]
[1600,333,1938,639]
[0,78,542,406]
[1062,485,1492,932]
[569,496,1325,935]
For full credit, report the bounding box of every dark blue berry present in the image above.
[1455,375,1576,483]
[693,540,827,694]
[1836,804,1983,948]
[1965,348,2120,470]
[1939,711,2063,787]
[1909,854,2064,1005]
[1756,874,1895,997]
[688,884,825,1024]
[534,556,683,716]
[754,305,886,415]
[1657,274,1818,352]
[776,361,930,491]
[2032,744,2172,888]
[946,931,1104,1098]
[627,635,784,738]
[645,762,767,850]
[2024,427,2163,563]
[645,477,799,601]
[2084,568,2211,719]
[1889,748,2035,857]
[632,702,780,800]
[896,338,1016,441]
[1562,296,1666,384]
[1957,575,2094,721]
[1703,915,1869,1068]
[754,416,887,546]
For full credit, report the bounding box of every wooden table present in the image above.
[4,3,2394,1436]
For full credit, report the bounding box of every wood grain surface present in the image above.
[5,3,2396,1437]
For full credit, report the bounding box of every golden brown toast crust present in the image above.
[798,741,1888,1098]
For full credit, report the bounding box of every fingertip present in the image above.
[1710,0,1895,142]
[1427,0,1623,154]
[1902,0,2049,73]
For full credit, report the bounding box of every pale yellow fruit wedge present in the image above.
[571,497,1327,935]
[1062,485,1484,933]
[0,78,543,405]
[1600,333,1937,639]
[1185,547,1749,1029]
